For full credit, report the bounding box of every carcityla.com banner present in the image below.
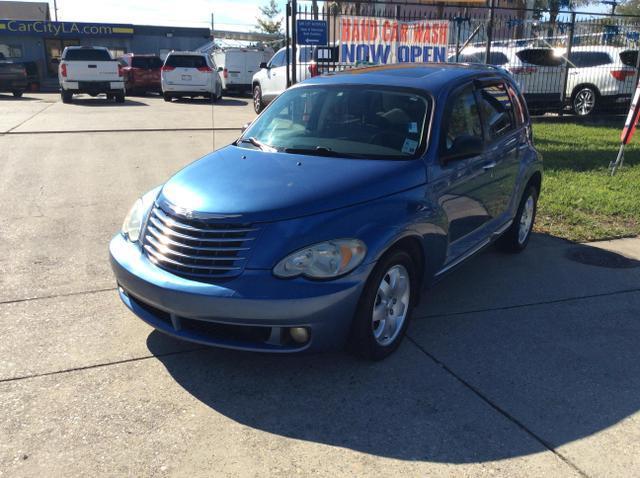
[339,16,449,65]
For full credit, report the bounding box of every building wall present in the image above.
[0,21,211,89]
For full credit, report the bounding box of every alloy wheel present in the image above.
[372,264,410,346]
[574,89,595,116]
[518,195,535,245]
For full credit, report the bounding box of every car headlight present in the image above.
[273,239,367,279]
[121,186,162,242]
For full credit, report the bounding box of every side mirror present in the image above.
[217,66,224,72]
[260,62,269,70]
[241,123,250,133]
[442,135,483,163]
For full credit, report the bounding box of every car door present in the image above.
[474,80,521,224]
[262,49,286,98]
[431,82,494,262]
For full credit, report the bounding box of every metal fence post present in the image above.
[286,1,291,88]
[291,0,298,85]
[558,12,576,117]
[485,0,495,64]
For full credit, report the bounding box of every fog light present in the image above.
[289,327,310,344]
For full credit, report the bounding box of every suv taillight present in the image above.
[197,66,213,72]
[161,65,175,72]
[223,68,228,79]
[308,63,319,77]
[611,69,635,81]
[61,63,67,78]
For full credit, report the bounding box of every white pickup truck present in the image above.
[58,46,125,104]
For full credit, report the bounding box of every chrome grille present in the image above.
[142,205,258,282]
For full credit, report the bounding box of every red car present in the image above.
[118,54,163,95]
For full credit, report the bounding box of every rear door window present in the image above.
[165,55,206,68]
[64,49,112,61]
[476,83,516,141]
[569,51,612,68]
[516,49,562,67]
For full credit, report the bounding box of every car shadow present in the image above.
[146,234,640,463]
[0,94,40,101]
[66,96,148,107]
[172,97,248,107]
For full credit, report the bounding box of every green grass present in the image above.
[533,120,640,242]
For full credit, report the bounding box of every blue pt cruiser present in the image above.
[110,63,542,360]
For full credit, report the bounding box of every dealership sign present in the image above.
[0,20,134,37]
[340,16,449,65]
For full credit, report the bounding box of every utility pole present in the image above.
[53,0,58,21]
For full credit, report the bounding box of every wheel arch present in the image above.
[571,83,601,101]
[378,235,426,302]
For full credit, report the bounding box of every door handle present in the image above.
[483,161,497,170]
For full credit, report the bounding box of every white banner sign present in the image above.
[339,16,450,65]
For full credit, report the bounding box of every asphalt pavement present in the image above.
[1,92,639,477]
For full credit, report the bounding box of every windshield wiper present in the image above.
[237,137,277,152]
[283,146,361,158]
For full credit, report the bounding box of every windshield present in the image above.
[241,85,430,159]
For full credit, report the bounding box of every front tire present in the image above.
[572,87,597,116]
[253,84,263,114]
[115,93,125,103]
[163,92,172,102]
[349,249,417,360]
[497,185,538,253]
[12,90,23,98]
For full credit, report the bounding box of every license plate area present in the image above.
[181,74,192,81]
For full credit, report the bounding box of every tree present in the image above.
[256,0,283,35]
[618,0,640,15]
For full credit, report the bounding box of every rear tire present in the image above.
[497,185,538,253]
[572,86,598,116]
[253,84,263,114]
[163,93,172,102]
[115,93,125,103]
[348,249,417,361]
[12,90,23,98]
[61,90,73,104]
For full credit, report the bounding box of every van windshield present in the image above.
[240,85,430,159]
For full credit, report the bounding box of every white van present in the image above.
[212,47,274,95]
[161,51,223,102]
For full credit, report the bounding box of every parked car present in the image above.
[161,51,223,102]
[0,52,27,97]
[251,45,338,113]
[110,63,542,360]
[58,46,125,103]
[212,47,273,95]
[454,45,637,115]
[119,53,163,95]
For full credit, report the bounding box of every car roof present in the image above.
[65,46,108,51]
[167,51,206,56]
[303,63,508,92]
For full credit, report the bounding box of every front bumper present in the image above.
[109,233,373,353]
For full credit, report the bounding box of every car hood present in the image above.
[158,145,426,223]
